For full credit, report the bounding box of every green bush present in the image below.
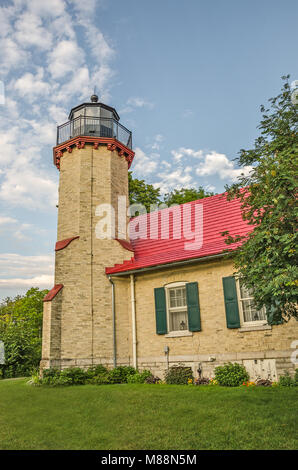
[278,371,297,387]
[127,370,152,383]
[214,362,249,387]
[164,366,194,385]
[91,373,111,385]
[50,374,73,386]
[42,367,88,386]
[144,374,161,384]
[35,365,140,387]
[60,367,88,385]
[42,368,61,385]
[86,365,108,379]
[107,366,137,384]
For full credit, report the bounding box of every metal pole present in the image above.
[108,276,117,368]
[130,274,137,369]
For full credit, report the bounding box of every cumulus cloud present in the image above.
[195,151,253,181]
[154,168,193,194]
[14,12,53,50]
[0,0,116,213]
[14,67,51,101]
[171,147,204,162]
[47,40,85,79]
[132,147,158,176]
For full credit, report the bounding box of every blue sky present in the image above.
[0,0,297,300]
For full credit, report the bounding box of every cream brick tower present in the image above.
[41,94,135,370]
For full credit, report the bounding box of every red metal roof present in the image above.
[106,192,250,274]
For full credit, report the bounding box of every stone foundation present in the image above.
[40,349,296,381]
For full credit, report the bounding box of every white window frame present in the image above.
[235,277,267,327]
[165,282,189,334]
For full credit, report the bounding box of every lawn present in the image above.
[0,378,297,450]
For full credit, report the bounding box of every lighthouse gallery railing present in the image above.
[57,115,132,149]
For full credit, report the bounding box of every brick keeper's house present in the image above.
[41,94,297,380]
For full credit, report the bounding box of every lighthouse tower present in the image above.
[41,94,135,370]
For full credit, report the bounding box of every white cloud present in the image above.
[171,147,203,162]
[127,97,154,108]
[0,253,54,290]
[154,168,193,194]
[0,37,29,74]
[0,274,54,289]
[14,68,51,101]
[121,97,155,114]
[132,147,158,176]
[27,0,66,18]
[0,167,58,210]
[195,151,253,181]
[0,216,18,226]
[14,12,53,50]
[47,40,85,79]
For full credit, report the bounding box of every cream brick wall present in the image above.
[117,258,298,379]
[41,144,132,369]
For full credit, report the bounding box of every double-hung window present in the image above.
[236,279,267,325]
[166,283,188,332]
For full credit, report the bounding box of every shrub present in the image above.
[86,364,108,379]
[127,370,152,384]
[164,366,194,385]
[145,374,161,384]
[107,366,137,384]
[41,367,88,386]
[50,374,73,386]
[60,367,88,385]
[27,370,42,386]
[42,368,61,385]
[278,371,296,387]
[91,373,111,385]
[214,362,249,387]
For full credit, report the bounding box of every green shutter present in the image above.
[222,276,240,328]
[186,282,201,332]
[154,287,167,334]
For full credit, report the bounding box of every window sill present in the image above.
[165,331,193,338]
[238,324,271,332]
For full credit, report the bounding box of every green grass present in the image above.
[0,379,297,450]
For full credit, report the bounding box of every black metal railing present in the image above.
[56,116,132,149]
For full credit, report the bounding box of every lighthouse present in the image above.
[41,94,135,370]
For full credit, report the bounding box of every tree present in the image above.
[128,171,161,211]
[222,76,298,324]
[0,287,48,377]
[164,187,215,205]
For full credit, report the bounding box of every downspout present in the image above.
[130,274,137,369]
[108,276,117,368]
